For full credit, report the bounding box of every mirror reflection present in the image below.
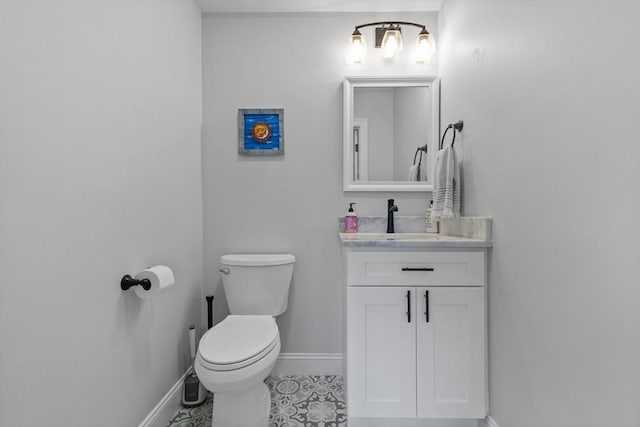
[353,86,430,181]
[343,77,439,192]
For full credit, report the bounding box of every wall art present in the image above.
[238,108,284,156]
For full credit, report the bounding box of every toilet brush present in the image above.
[182,325,207,407]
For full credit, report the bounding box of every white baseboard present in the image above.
[272,353,344,375]
[138,368,190,427]
[479,416,500,427]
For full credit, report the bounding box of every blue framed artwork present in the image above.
[238,108,284,156]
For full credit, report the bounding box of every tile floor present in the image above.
[167,375,347,427]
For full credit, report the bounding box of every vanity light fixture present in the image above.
[349,21,435,63]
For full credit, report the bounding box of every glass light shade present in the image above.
[350,33,366,63]
[416,31,436,63]
[381,29,402,58]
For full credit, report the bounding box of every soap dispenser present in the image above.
[425,200,439,233]
[345,203,358,233]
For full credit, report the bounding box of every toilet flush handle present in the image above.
[218,268,230,275]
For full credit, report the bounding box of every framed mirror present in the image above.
[343,76,440,192]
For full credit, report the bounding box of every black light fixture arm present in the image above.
[354,21,428,32]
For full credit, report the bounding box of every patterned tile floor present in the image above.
[167,375,347,427]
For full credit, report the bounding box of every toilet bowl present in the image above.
[195,315,280,393]
[194,254,295,427]
[195,316,280,427]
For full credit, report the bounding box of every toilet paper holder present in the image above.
[120,275,151,291]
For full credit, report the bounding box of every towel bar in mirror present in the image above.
[343,76,440,192]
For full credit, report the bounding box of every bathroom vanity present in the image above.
[340,225,491,427]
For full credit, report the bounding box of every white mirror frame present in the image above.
[343,76,440,192]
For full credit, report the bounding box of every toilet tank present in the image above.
[220,254,295,316]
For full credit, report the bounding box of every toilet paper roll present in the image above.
[134,265,175,299]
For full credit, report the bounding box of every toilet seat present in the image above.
[198,315,279,372]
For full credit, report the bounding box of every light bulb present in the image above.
[381,28,402,58]
[350,30,366,63]
[416,30,435,63]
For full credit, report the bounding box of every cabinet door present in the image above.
[416,287,486,418]
[347,286,416,418]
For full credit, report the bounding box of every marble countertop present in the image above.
[338,216,493,248]
[339,232,492,248]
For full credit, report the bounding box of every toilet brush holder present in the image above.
[182,326,207,407]
[182,371,207,407]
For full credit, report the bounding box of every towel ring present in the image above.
[439,120,464,150]
[412,144,428,165]
[412,148,421,165]
[412,144,428,181]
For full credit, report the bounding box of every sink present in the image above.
[340,233,441,241]
[338,232,492,248]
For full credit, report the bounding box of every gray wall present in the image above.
[0,1,203,426]
[202,12,438,354]
[394,87,430,181]
[354,88,395,181]
[439,1,640,426]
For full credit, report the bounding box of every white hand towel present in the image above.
[432,146,461,218]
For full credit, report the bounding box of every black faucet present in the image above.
[387,199,398,233]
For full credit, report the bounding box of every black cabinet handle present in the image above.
[406,290,411,323]
[401,267,434,272]
[424,290,430,323]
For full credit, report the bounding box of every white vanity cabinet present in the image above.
[344,249,487,423]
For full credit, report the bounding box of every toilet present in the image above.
[194,253,295,427]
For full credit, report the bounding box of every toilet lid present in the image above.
[198,315,278,369]
[220,253,295,266]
